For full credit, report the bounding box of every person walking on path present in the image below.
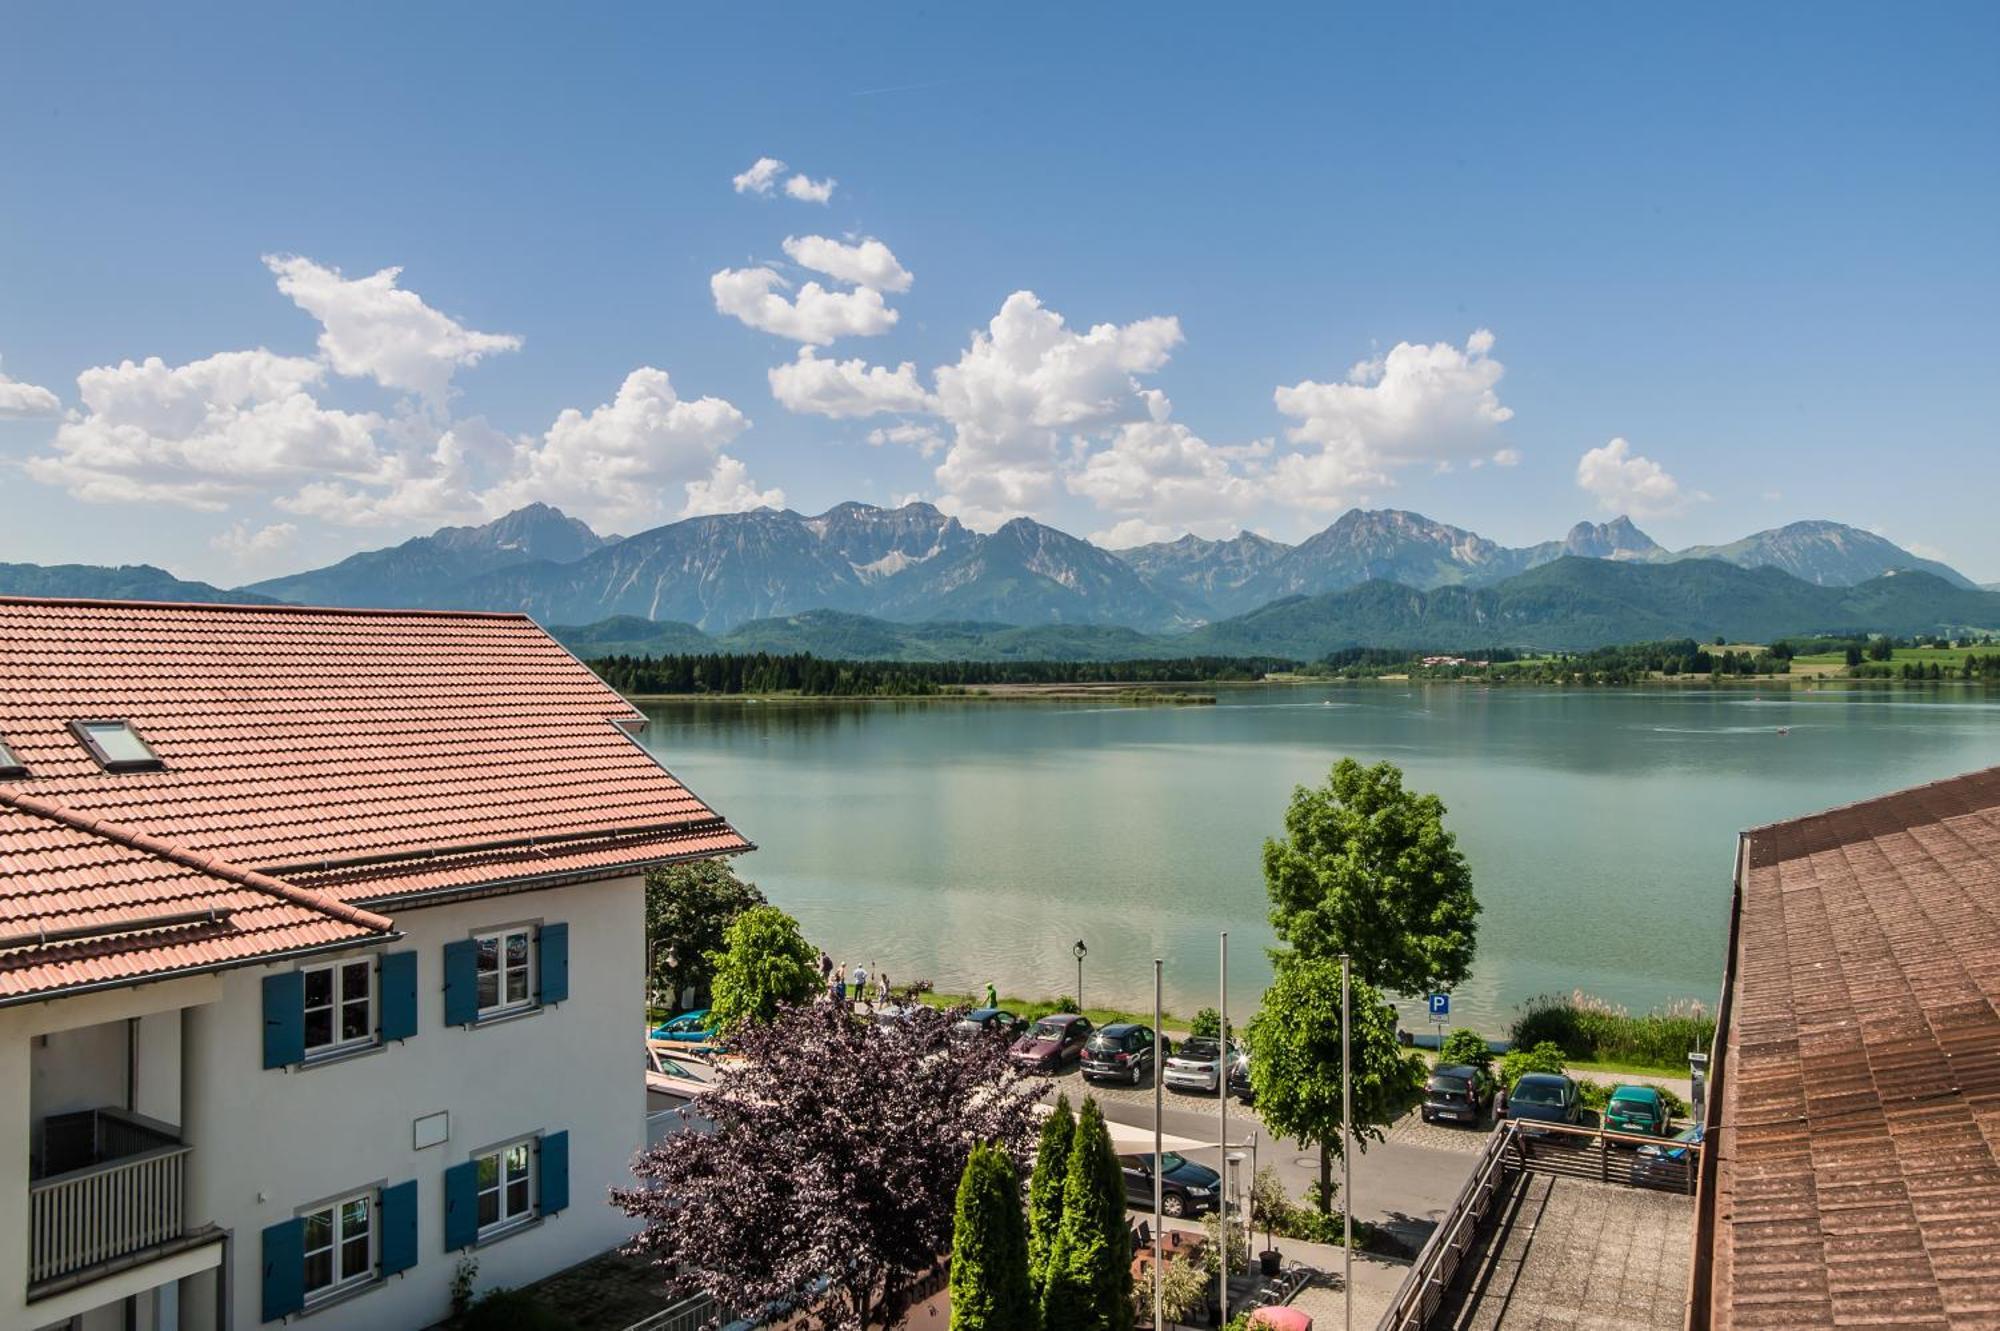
[875,971,890,1007]
[851,962,870,1005]
[817,950,832,981]
[984,981,999,1010]
[830,965,847,1006]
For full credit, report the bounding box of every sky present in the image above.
[2,3,1996,585]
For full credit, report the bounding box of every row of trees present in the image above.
[592,652,1299,696]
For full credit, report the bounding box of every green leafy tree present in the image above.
[706,905,819,1033]
[1263,758,1480,995]
[1438,1028,1493,1073]
[1247,956,1422,1214]
[1040,1097,1133,1331]
[1188,1007,1231,1040]
[950,1143,1037,1331]
[1027,1094,1075,1293]
[1497,1040,1568,1087]
[644,860,766,1008]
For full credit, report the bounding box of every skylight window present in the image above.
[0,738,24,779]
[71,720,163,772]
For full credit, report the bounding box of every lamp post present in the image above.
[1073,939,1088,1013]
[1152,958,1164,1331]
[1341,952,1352,1331]
[1219,930,1229,1328]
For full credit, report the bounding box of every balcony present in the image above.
[29,1107,196,1293]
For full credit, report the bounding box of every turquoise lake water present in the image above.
[636,684,2000,1033]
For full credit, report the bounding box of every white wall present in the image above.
[182,874,647,1331]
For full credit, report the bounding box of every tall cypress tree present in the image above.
[950,1143,1037,1331]
[1040,1096,1134,1331]
[1027,1094,1076,1293]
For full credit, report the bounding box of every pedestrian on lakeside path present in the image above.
[831,965,847,1006]
[876,972,890,1006]
[984,981,998,1009]
[852,963,870,1003]
[817,950,832,980]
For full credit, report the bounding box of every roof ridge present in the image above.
[0,786,395,935]
[0,594,538,623]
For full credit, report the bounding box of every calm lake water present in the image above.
[636,684,2000,1033]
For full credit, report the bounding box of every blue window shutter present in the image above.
[443,1160,480,1251]
[442,939,479,1027]
[379,951,418,1042]
[537,922,569,1006]
[260,1217,305,1322]
[538,1131,570,1216]
[378,1179,418,1277]
[261,971,304,1070]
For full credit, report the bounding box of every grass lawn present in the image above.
[1795,644,1990,670]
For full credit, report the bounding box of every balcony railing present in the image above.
[29,1108,192,1289]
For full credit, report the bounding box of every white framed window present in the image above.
[300,959,376,1055]
[474,926,535,1016]
[302,1191,374,1301]
[302,957,375,1055]
[474,1139,535,1234]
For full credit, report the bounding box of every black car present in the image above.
[1082,1022,1162,1085]
[1422,1063,1492,1126]
[952,1007,1028,1042]
[1118,1151,1220,1218]
[1227,1049,1253,1103]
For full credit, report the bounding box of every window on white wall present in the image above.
[475,1139,535,1234]
[302,1192,374,1300]
[302,958,374,1055]
[474,926,535,1016]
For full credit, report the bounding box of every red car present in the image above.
[1010,1013,1093,1074]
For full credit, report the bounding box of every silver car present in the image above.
[1163,1036,1239,1093]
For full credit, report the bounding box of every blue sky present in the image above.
[2,3,1996,584]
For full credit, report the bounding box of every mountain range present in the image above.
[1,501,1992,658]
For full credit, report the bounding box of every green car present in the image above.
[1603,1085,1670,1140]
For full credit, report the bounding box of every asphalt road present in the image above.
[1050,1067,1486,1253]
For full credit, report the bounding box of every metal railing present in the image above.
[29,1109,192,1287]
[1378,1119,1705,1331]
[624,1293,718,1331]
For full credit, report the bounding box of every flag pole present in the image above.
[1153,956,1163,1330]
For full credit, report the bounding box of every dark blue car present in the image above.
[1503,1072,1580,1137]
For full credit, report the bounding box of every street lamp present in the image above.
[1072,939,1088,1012]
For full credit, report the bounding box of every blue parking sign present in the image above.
[1428,992,1450,1018]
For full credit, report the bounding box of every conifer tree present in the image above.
[1040,1096,1133,1331]
[949,1143,1037,1331]
[1027,1094,1075,1293]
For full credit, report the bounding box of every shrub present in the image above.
[1438,1028,1492,1071]
[950,1142,1036,1331]
[1497,1040,1567,1087]
[1157,1253,1210,1325]
[1190,1006,1223,1039]
[1508,990,1714,1071]
[458,1289,578,1331]
[1052,994,1081,1014]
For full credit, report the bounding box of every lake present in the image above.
[635,684,2000,1033]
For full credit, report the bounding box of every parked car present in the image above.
[1635,1124,1705,1183]
[1009,1014,1093,1073]
[1422,1063,1493,1126]
[1603,1085,1671,1141]
[1163,1036,1238,1094]
[1081,1022,1162,1085]
[1227,1049,1253,1103]
[1502,1072,1580,1136]
[1118,1151,1221,1218]
[953,1006,1028,1042]
[650,1010,715,1043]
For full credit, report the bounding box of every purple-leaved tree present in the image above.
[615,1001,1047,1329]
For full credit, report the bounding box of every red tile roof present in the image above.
[0,596,749,999]
[1703,766,2000,1328]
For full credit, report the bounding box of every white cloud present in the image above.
[732,156,786,196]
[1068,418,1273,539]
[711,267,898,344]
[785,173,835,204]
[928,291,1183,526]
[867,423,945,457]
[682,455,786,516]
[1575,437,1705,517]
[265,254,520,401]
[1271,330,1513,507]
[781,235,912,292]
[210,520,299,562]
[27,350,386,510]
[1091,517,1183,549]
[483,367,770,531]
[0,356,60,417]
[768,348,930,418]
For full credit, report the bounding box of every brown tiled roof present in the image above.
[0,597,750,907]
[1709,766,2000,1328]
[0,788,394,1001]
